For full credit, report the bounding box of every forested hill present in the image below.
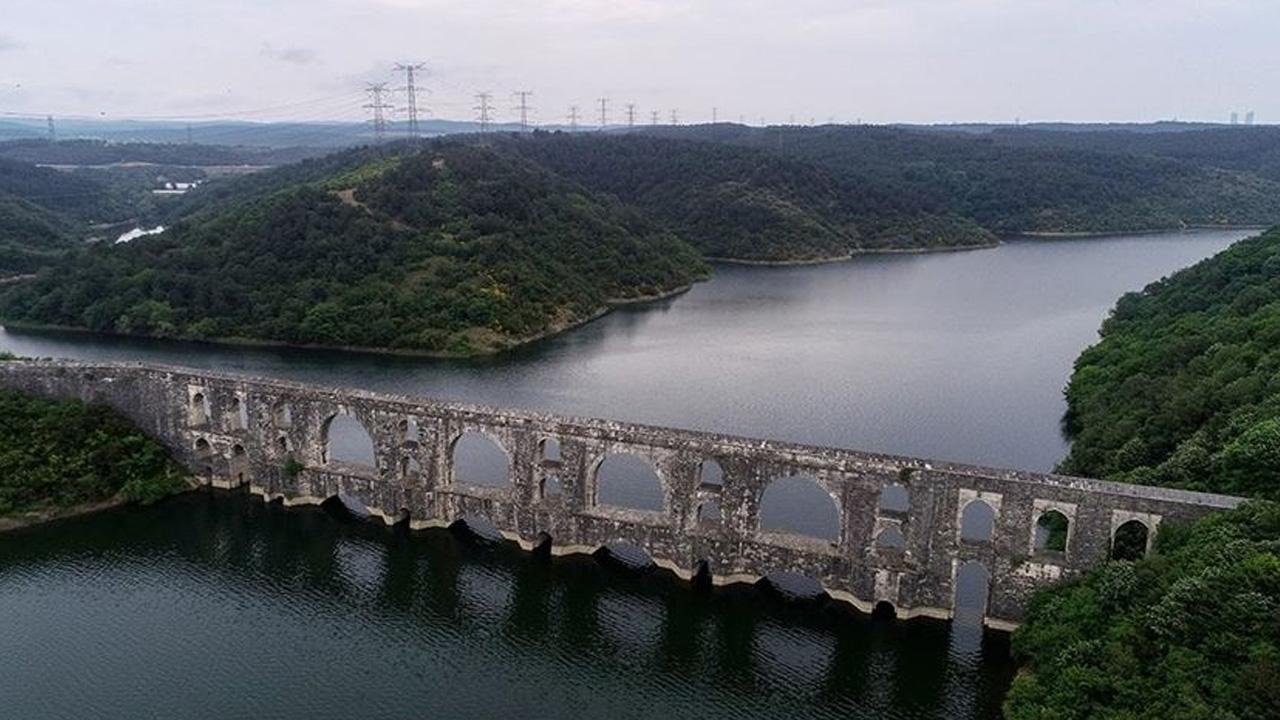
[495,133,995,260]
[648,125,1280,234]
[987,126,1280,184]
[0,143,707,356]
[1058,226,1280,500]
[0,158,137,276]
[1014,222,1280,720]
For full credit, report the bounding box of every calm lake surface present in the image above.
[0,229,1250,470]
[0,229,1252,719]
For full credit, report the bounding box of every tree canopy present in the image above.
[650,125,1280,234]
[1059,227,1280,500]
[0,386,188,517]
[0,142,708,355]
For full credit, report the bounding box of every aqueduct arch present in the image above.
[0,360,1245,629]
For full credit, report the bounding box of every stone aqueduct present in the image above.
[0,360,1244,628]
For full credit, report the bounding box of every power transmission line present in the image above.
[670,109,679,125]
[651,110,660,126]
[568,105,580,131]
[625,103,636,128]
[513,90,533,132]
[363,82,393,141]
[394,62,427,138]
[597,96,609,130]
[712,107,718,123]
[474,91,493,134]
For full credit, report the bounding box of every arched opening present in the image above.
[698,500,721,526]
[189,391,209,427]
[759,475,839,543]
[276,435,289,453]
[540,438,562,463]
[451,431,510,487]
[873,600,897,620]
[699,459,724,487]
[322,413,377,469]
[230,443,249,485]
[760,571,828,602]
[400,418,420,444]
[878,482,910,514]
[271,402,292,428]
[228,396,248,432]
[595,453,664,512]
[322,493,371,522]
[540,475,563,499]
[395,507,411,526]
[960,499,995,543]
[451,514,504,544]
[401,455,422,478]
[875,526,906,550]
[595,542,655,572]
[954,561,990,618]
[1035,510,1070,553]
[193,438,213,477]
[1112,520,1150,561]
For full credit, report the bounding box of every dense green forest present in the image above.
[989,126,1280,184]
[1008,225,1280,718]
[0,384,189,519]
[1005,500,1280,720]
[1058,227,1280,500]
[498,133,995,260]
[651,125,1280,234]
[6,128,1280,281]
[0,143,707,355]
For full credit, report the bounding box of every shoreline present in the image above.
[0,283,700,361]
[0,498,128,534]
[0,480,201,536]
[707,240,1002,267]
[1012,224,1267,239]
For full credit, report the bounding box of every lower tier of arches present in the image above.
[241,481,1018,631]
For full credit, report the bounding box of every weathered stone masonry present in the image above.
[0,360,1243,629]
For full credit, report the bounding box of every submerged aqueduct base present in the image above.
[0,360,1244,629]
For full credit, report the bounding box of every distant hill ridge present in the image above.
[5,128,1280,354]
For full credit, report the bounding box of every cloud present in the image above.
[260,43,320,65]
[0,35,21,52]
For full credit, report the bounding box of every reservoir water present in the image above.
[0,229,1252,719]
[0,229,1249,470]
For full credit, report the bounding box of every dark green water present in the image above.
[0,493,1014,719]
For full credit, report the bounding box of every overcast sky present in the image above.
[1,0,1276,125]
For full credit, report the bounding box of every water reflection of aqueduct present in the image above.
[0,361,1243,628]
